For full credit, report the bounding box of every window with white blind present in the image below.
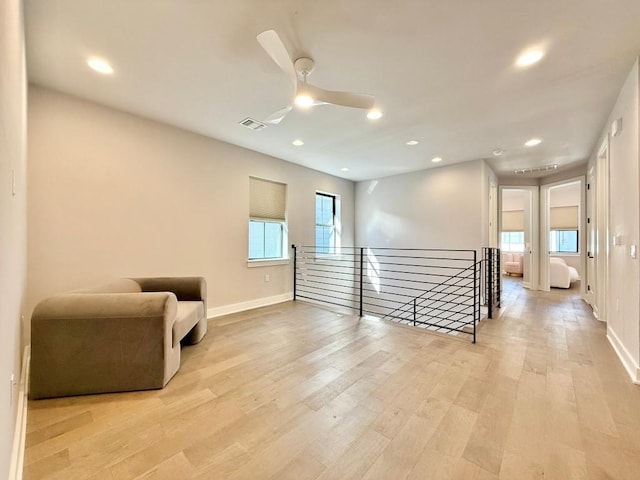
[549,206,579,253]
[248,177,287,261]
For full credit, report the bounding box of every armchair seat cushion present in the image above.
[174,301,205,346]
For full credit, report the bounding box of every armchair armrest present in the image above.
[30,292,179,399]
[131,277,206,307]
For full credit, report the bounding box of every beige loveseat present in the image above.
[30,277,207,399]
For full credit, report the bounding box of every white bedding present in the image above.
[550,257,580,288]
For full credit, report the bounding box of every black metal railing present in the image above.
[482,247,501,318]
[292,246,481,342]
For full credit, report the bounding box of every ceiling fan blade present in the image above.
[257,30,297,87]
[304,83,375,110]
[264,105,293,124]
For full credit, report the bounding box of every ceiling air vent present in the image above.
[514,164,558,175]
[238,117,266,131]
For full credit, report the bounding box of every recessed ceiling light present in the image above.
[431,157,443,163]
[406,140,419,146]
[516,49,544,67]
[87,57,114,75]
[524,138,542,147]
[340,167,350,172]
[492,148,504,156]
[292,139,304,146]
[367,109,383,120]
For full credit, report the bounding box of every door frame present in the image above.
[499,185,540,290]
[595,138,610,322]
[539,176,586,293]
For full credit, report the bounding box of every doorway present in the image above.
[540,178,585,293]
[499,186,539,290]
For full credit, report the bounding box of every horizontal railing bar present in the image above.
[412,315,472,328]
[417,303,475,316]
[296,286,358,300]
[417,308,474,323]
[296,263,357,271]
[361,282,475,295]
[365,291,476,307]
[296,295,358,311]
[295,245,476,254]
[361,270,472,285]
[296,270,356,281]
[365,255,474,263]
[395,303,475,320]
[385,317,473,334]
[296,262,472,278]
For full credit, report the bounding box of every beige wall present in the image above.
[355,159,491,254]
[0,0,28,475]
[27,87,355,320]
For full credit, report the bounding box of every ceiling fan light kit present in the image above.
[257,30,377,124]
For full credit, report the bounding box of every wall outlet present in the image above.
[264,274,270,282]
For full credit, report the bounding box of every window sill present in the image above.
[247,258,290,268]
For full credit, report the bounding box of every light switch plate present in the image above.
[631,244,637,259]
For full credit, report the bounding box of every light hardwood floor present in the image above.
[24,278,640,479]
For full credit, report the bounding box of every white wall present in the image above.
[355,159,491,254]
[589,59,640,381]
[0,0,28,476]
[27,87,355,320]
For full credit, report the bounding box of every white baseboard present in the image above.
[207,292,293,319]
[606,326,640,384]
[9,346,29,480]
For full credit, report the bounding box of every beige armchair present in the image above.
[29,277,207,399]
[503,253,524,276]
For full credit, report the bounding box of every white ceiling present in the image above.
[24,0,640,181]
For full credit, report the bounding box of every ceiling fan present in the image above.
[256,30,381,124]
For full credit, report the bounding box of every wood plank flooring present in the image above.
[24,278,640,479]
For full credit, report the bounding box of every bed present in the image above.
[549,257,580,288]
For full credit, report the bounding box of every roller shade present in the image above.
[502,210,524,232]
[249,177,286,220]
[550,206,578,229]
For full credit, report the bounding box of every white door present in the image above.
[595,140,609,322]
[489,183,498,247]
[586,164,597,309]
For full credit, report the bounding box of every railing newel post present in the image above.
[497,248,501,307]
[359,247,364,317]
[292,244,297,301]
[413,298,416,326]
[473,250,477,344]
[488,248,493,319]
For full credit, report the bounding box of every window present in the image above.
[501,231,524,252]
[550,230,578,253]
[249,177,287,260]
[249,220,283,259]
[315,192,340,254]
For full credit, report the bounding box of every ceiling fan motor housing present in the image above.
[294,57,315,78]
